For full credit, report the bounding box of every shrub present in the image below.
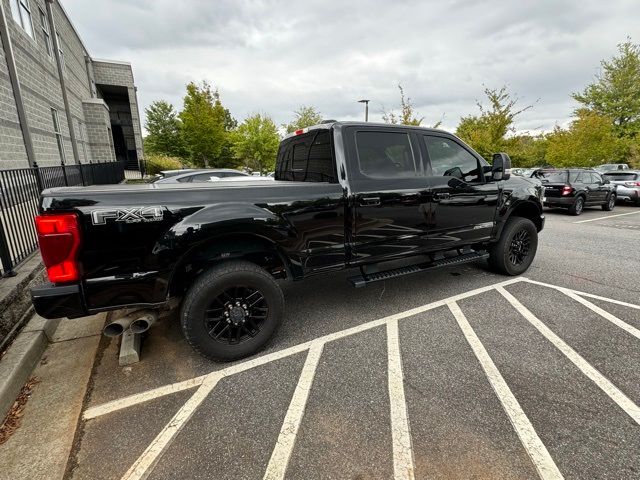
[144,154,187,175]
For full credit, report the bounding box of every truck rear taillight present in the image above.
[35,213,81,283]
[625,181,640,187]
[562,185,573,196]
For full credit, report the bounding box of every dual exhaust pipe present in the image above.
[103,312,158,337]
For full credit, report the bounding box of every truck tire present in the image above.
[602,193,616,211]
[488,217,538,276]
[568,195,585,215]
[180,260,284,361]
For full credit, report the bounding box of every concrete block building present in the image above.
[0,0,143,170]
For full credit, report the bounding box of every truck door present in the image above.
[345,126,430,264]
[421,134,499,249]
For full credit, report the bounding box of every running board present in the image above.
[348,251,489,288]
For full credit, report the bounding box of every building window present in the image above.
[39,8,52,56]
[56,32,65,71]
[77,120,88,162]
[10,0,35,38]
[51,109,66,164]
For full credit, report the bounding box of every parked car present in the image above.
[31,122,545,361]
[153,169,249,184]
[595,163,629,173]
[602,170,640,206]
[535,168,616,215]
[155,169,195,179]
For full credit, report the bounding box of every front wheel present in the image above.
[180,260,284,361]
[488,217,538,276]
[602,193,616,211]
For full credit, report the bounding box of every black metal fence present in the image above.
[0,162,125,277]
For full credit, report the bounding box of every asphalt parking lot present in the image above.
[67,205,640,480]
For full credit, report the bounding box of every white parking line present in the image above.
[448,301,564,480]
[573,210,640,224]
[84,376,207,420]
[87,277,525,421]
[560,289,640,341]
[387,319,415,480]
[121,374,222,480]
[522,278,640,310]
[496,286,640,426]
[263,343,323,480]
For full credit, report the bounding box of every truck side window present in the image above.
[355,131,416,179]
[424,136,481,183]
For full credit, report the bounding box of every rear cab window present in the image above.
[275,129,338,183]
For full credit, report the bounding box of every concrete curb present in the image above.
[0,315,61,420]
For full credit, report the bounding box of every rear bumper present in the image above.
[544,196,574,207]
[615,187,639,201]
[31,283,88,319]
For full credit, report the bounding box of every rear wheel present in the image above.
[602,193,616,211]
[180,260,284,361]
[488,217,538,276]
[568,195,585,215]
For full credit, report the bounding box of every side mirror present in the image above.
[492,153,512,181]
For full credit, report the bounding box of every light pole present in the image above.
[358,99,369,122]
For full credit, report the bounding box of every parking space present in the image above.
[66,205,640,480]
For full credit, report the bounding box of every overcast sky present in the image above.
[62,0,638,135]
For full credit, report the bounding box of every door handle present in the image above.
[359,196,381,206]
[433,192,450,200]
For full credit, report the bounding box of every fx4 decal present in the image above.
[91,206,164,225]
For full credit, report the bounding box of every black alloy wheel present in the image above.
[508,229,531,266]
[204,286,268,345]
[488,216,538,276]
[181,260,284,361]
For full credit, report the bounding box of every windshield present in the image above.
[534,170,567,183]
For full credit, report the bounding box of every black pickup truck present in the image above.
[32,122,544,360]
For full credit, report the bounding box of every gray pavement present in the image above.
[67,205,640,480]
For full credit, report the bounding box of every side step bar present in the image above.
[348,251,489,288]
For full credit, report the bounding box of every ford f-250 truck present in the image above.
[32,122,544,361]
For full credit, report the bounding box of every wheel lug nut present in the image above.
[242,304,247,309]
[236,301,240,306]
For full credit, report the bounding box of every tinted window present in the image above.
[275,130,337,183]
[569,171,582,183]
[592,173,603,183]
[582,172,594,184]
[191,173,219,182]
[355,131,416,178]
[424,136,480,182]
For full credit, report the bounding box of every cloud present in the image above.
[61,0,639,134]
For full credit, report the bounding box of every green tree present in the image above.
[572,39,640,138]
[144,100,186,158]
[179,81,228,167]
[455,86,532,161]
[231,113,280,174]
[382,85,425,126]
[284,105,323,133]
[546,110,626,167]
